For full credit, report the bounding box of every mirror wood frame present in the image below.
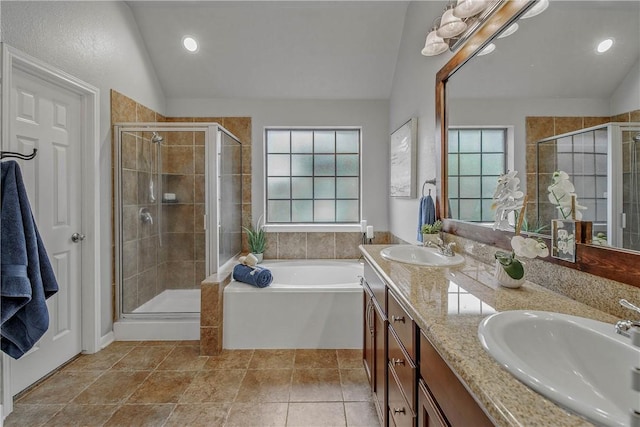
[436,0,640,288]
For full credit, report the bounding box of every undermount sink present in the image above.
[379,245,465,267]
[478,310,640,427]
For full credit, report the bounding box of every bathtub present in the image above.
[223,260,364,349]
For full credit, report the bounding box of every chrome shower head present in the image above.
[151,132,164,144]
[633,132,640,143]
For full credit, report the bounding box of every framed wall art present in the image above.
[390,117,417,198]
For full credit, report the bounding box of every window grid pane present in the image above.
[266,128,361,224]
[448,128,507,222]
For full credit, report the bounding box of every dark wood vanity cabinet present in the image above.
[363,259,495,427]
[363,263,388,427]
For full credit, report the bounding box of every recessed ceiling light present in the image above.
[182,36,198,53]
[596,38,614,54]
[477,43,496,56]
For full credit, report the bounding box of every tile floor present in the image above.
[5,341,379,427]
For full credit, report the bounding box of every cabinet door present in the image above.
[418,380,448,427]
[374,304,387,426]
[363,289,375,388]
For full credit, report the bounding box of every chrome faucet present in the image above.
[615,299,640,338]
[426,238,456,257]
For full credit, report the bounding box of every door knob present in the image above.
[71,232,85,243]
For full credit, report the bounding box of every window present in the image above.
[265,128,361,224]
[448,128,507,222]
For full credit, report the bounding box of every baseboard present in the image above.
[100,331,115,349]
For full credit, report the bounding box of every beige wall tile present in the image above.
[611,112,630,122]
[630,109,640,122]
[554,117,583,135]
[278,232,307,259]
[136,104,156,123]
[163,146,194,174]
[526,117,554,144]
[110,90,137,123]
[306,232,336,259]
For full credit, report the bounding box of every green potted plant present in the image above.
[243,217,266,263]
[421,220,442,245]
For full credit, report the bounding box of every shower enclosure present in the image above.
[113,123,242,336]
[537,122,640,251]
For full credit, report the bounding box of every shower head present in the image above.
[633,132,640,143]
[151,132,164,144]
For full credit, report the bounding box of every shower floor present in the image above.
[133,289,200,314]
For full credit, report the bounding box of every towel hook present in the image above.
[0,148,38,160]
[422,179,436,197]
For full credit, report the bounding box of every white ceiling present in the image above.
[128,1,640,102]
[127,1,410,100]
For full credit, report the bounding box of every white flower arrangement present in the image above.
[547,171,586,220]
[491,170,524,231]
[492,170,549,280]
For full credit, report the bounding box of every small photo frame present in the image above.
[551,219,577,262]
[390,118,417,198]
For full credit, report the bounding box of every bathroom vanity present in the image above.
[360,244,618,427]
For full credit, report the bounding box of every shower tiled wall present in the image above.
[111,90,251,318]
[525,109,640,228]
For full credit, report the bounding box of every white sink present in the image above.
[379,245,465,267]
[478,310,640,427]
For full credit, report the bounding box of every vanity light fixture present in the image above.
[422,26,450,56]
[476,42,496,56]
[520,0,549,19]
[596,38,614,53]
[182,36,199,53]
[453,0,489,19]
[497,22,519,39]
[437,6,468,38]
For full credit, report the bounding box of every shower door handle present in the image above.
[71,232,86,243]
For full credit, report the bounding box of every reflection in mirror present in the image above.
[445,1,640,253]
[536,123,640,251]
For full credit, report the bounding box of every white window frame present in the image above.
[263,126,363,232]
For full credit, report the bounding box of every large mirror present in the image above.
[437,0,640,287]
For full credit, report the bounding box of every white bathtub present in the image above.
[223,260,364,349]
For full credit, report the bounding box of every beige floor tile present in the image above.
[127,370,196,403]
[344,401,379,427]
[165,403,231,426]
[18,371,102,404]
[248,349,295,369]
[225,402,288,427]
[235,369,293,402]
[3,404,63,427]
[111,346,173,370]
[72,370,150,404]
[177,340,201,346]
[44,403,118,426]
[337,349,363,369]
[157,345,208,371]
[340,369,372,402]
[294,349,338,369]
[180,369,246,403]
[204,349,254,370]
[137,340,179,347]
[290,369,343,402]
[62,347,131,372]
[286,402,346,427]
[104,403,174,427]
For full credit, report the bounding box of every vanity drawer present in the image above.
[388,291,416,360]
[388,328,416,410]
[388,367,416,427]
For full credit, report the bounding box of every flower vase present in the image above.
[422,234,440,246]
[494,260,525,289]
[252,253,264,263]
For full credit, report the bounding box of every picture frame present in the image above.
[390,118,417,198]
[551,219,577,262]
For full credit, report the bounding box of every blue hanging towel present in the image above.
[233,264,273,288]
[417,194,436,242]
[1,160,59,359]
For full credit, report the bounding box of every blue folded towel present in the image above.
[417,194,436,242]
[233,264,273,288]
[1,160,59,359]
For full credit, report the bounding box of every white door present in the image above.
[6,68,83,394]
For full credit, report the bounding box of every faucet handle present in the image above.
[620,299,640,315]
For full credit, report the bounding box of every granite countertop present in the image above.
[360,244,620,427]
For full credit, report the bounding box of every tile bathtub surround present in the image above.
[264,231,391,260]
[6,344,375,427]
